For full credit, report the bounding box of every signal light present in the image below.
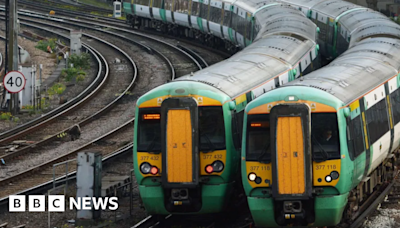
[205,165,214,174]
[150,167,159,175]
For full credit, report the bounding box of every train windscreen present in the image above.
[199,107,226,152]
[311,113,340,161]
[137,108,161,153]
[246,114,270,162]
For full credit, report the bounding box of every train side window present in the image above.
[175,0,189,13]
[199,2,209,19]
[164,0,173,10]
[222,7,232,27]
[365,99,389,144]
[348,115,364,158]
[137,0,150,6]
[390,88,400,125]
[152,0,163,8]
[209,6,222,24]
[191,1,200,16]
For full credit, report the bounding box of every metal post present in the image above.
[7,0,19,115]
[65,162,68,196]
[39,64,42,109]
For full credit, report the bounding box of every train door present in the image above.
[245,13,253,46]
[161,98,199,187]
[208,0,223,38]
[174,0,191,27]
[270,104,312,199]
[200,0,210,33]
[135,0,152,19]
[164,0,175,23]
[222,1,234,41]
[152,0,165,21]
[233,6,247,47]
[190,0,203,31]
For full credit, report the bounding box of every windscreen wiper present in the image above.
[312,135,329,162]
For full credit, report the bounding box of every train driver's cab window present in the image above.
[311,113,340,161]
[246,114,270,163]
[199,107,226,152]
[137,109,161,153]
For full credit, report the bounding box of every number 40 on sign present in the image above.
[3,71,26,93]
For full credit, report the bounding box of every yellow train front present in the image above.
[242,86,348,227]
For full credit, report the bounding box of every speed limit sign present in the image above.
[3,71,26,93]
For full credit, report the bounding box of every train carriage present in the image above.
[242,2,400,226]
[133,3,319,215]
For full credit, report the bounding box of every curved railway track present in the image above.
[0,9,214,203]
[0,4,231,60]
[14,12,205,75]
[0,11,208,145]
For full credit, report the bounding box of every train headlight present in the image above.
[212,160,224,172]
[140,162,151,174]
[248,173,257,181]
[325,175,332,183]
[330,171,339,180]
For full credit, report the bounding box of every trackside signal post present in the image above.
[5,0,19,115]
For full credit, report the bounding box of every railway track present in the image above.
[0,3,232,60]
[15,0,113,15]
[14,13,206,76]
[0,7,214,203]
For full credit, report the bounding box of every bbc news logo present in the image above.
[9,195,119,212]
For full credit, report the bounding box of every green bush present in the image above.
[0,112,12,121]
[61,67,78,82]
[35,38,57,52]
[68,53,91,70]
[76,72,86,82]
[48,83,66,96]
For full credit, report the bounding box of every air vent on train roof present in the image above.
[197,80,215,87]
[339,80,349,88]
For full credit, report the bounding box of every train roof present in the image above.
[279,0,326,10]
[283,37,400,105]
[234,0,276,13]
[311,0,363,19]
[176,35,315,98]
[254,4,317,42]
[338,9,388,34]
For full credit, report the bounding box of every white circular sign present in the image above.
[3,71,26,93]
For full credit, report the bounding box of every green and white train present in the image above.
[126,0,400,226]
[131,0,319,215]
[242,0,400,226]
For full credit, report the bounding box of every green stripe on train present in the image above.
[197,17,204,32]
[160,9,167,22]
